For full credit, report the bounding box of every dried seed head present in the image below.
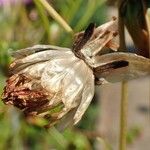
[2,45,94,129]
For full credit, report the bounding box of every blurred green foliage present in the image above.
[127,126,141,144]
[0,0,107,149]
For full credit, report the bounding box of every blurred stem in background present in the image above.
[74,0,106,32]
[34,0,51,43]
[37,0,73,34]
[118,0,150,149]
[119,81,128,150]
[118,0,128,149]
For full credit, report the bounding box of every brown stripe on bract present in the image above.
[94,60,129,75]
[72,23,95,52]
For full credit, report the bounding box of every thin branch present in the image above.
[118,0,128,150]
[34,0,51,43]
[38,0,73,34]
[119,81,128,150]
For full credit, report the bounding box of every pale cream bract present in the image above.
[6,45,94,128]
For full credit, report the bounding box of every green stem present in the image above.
[67,0,82,23]
[74,0,104,31]
[118,1,128,149]
[38,0,73,34]
[119,81,128,150]
[47,127,68,149]
[73,1,95,31]
[34,0,51,43]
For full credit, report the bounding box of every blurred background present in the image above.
[0,0,149,149]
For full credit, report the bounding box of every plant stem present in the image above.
[119,81,128,150]
[145,8,150,122]
[34,0,51,43]
[118,1,128,149]
[38,0,73,34]
[48,127,68,149]
[74,0,105,32]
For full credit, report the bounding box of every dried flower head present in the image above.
[2,18,150,129]
[2,45,95,129]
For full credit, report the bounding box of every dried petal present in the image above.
[80,18,119,58]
